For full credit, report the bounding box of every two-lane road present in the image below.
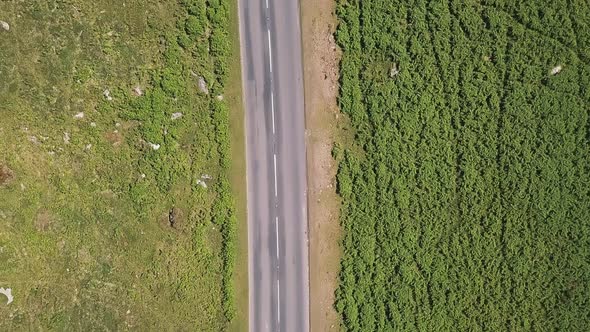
[238,0,309,331]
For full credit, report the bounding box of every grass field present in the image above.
[335,0,590,330]
[0,0,237,329]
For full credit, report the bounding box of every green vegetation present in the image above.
[0,0,237,329]
[335,0,590,330]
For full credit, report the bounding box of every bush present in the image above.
[335,0,590,330]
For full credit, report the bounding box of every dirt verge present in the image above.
[300,0,342,330]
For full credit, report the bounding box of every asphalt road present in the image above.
[238,0,309,331]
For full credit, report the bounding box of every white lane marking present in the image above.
[273,153,278,197]
[271,92,275,134]
[277,278,281,326]
[267,30,273,74]
[275,216,280,258]
[265,6,281,331]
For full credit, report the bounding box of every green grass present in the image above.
[335,0,590,330]
[0,0,237,329]
[225,0,249,329]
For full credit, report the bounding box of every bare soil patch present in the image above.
[159,207,186,232]
[0,163,15,187]
[105,130,123,147]
[301,0,343,329]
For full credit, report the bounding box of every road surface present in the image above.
[238,0,309,330]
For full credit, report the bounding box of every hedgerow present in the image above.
[335,0,590,330]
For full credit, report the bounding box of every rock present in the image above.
[190,70,209,94]
[0,288,13,305]
[148,142,160,150]
[103,89,113,101]
[132,86,143,96]
[63,132,70,144]
[197,76,209,95]
[551,65,563,75]
[85,144,92,150]
[90,122,97,127]
[0,21,9,31]
[171,112,183,120]
[390,63,400,78]
[196,174,212,189]
[216,94,224,101]
[74,112,84,119]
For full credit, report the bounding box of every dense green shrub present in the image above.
[335,0,590,330]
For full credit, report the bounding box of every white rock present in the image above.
[0,21,9,31]
[551,65,562,75]
[103,89,113,101]
[196,179,207,188]
[85,144,92,150]
[216,94,224,101]
[74,112,84,119]
[90,122,97,127]
[201,174,212,180]
[148,142,160,150]
[171,112,183,120]
[197,76,209,95]
[133,86,143,96]
[0,288,13,305]
[390,63,400,77]
[63,132,70,144]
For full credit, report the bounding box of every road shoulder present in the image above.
[300,0,343,330]
[228,0,249,329]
